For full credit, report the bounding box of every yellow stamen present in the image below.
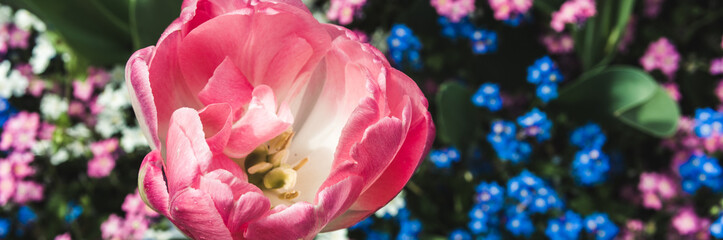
[292,157,308,171]
[247,162,273,175]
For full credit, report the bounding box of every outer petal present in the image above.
[138,150,170,216]
[245,176,363,239]
[126,46,161,150]
[170,188,233,239]
[227,192,270,237]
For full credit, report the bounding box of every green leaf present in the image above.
[556,66,680,137]
[8,0,133,65]
[435,82,476,147]
[6,0,181,66]
[130,0,183,49]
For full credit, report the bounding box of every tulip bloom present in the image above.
[126,0,434,238]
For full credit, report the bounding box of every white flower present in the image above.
[13,9,45,31]
[31,140,51,156]
[96,84,130,111]
[50,148,69,165]
[121,127,148,153]
[0,6,13,24]
[95,108,126,138]
[0,61,28,98]
[142,220,186,240]
[375,191,406,218]
[67,140,87,157]
[66,124,91,139]
[315,229,349,240]
[30,33,55,74]
[40,94,68,120]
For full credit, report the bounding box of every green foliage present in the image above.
[435,82,477,147]
[4,0,180,66]
[556,66,680,137]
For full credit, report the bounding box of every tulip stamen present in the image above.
[241,128,311,201]
[279,190,300,200]
[293,157,308,171]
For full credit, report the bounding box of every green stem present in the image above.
[532,0,556,15]
[681,8,723,43]
[128,0,142,50]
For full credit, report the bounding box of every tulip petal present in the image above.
[224,85,293,158]
[204,169,261,199]
[165,108,213,195]
[138,150,170,216]
[199,103,234,153]
[199,174,235,223]
[198,57,254,116]
[178,2,331,102]
[227,192,270,235]
[170,188,233,239]
[126,46,161,150]
[245,176,363,239]
[148,31,204,153]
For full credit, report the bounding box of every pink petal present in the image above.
[126,46,161,150]
[227,192,270,236]
[169,188,233,239]
[198,57,254,116]
[165,108,213,195]
[224,85,293,158]
[148,31,204,153]
[138,150,170,216]
[199,174,235,223]
[177,2,331,102]
[246,176,363,239]
[199,103,234,154]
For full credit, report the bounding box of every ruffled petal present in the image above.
[169,188,233,239]
[198,57,254,116]
[224,85,293,158]
[227,192,270,236]
[199,103,234,154]
[165,108,213,195]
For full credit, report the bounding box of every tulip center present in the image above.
[243,129,308,200]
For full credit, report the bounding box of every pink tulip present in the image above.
[126,0,434,239]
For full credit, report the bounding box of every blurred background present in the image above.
[0,0,721,239]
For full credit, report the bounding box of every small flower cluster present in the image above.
[710,58,723,75]
[679,153,723,194]
[545,211,583,240]
[438,17,498,54]
[0,113,45,206]
[637,172,677,210]
[640,38,680,80]
[517,108,553,142]
[429,146,461,168]
[527,56,564,103]
[505,170,564,237]
[542,33,574,54]
[487,120,532,163]
[570,123,610,186]
[694,108,723,139]
[430,0,475,23]
[468,182,504,235]
[326,0,367,25]
[488,0,533,22]
[550,0,597,32]
[472,83,503,111]
[387,24,422,70]
[101,190,160,240]
[87,138,119,178]
[584,213,619,240]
